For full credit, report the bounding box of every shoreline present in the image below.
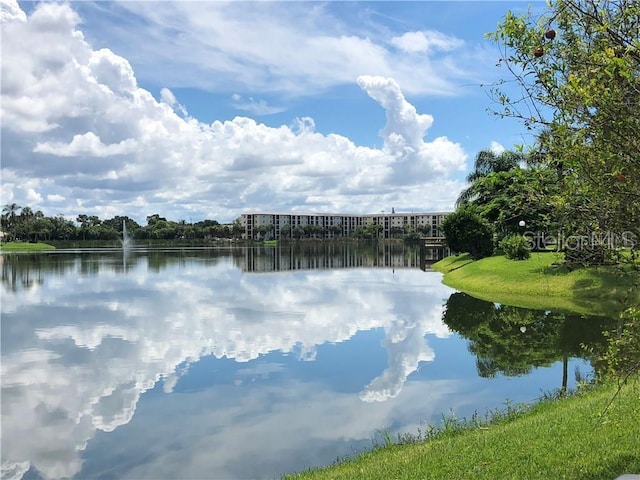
[286,378,639,479]
[0,242,56,251]
[430,252,638,317]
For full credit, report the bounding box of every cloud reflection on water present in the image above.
[1,251,454,479]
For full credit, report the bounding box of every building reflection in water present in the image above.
[241,243,447,273]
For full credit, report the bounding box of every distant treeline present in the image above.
[0,204,242,242]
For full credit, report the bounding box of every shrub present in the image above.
[441,207,494,260]
[499,234,531,260]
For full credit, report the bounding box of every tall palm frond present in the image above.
[456,149,523,207]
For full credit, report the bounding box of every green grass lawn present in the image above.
[431,253,638,316]
[286,378,640,480]
[0,242,55,251]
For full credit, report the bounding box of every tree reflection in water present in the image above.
[442,292,617,389]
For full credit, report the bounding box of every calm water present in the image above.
[1,244,615,480]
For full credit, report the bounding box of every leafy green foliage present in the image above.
[486,0,640,382]
[487,0,640,259]
[456,147,563,245]
[441,207,494,259]
[499,234,531,260]
[597,307,640,378]
[471,168,562,241]
[456,149,524,206]
[1,203,242,242]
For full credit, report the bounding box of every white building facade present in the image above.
[240,212,449,241]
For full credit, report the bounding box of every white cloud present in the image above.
[0,2,468,223]
[390,31,464,54]
[231,94,285,115]
[1,462,30,480]
[1,175,16,204]
[357,75,467,182]
[92,2,477,97]
[159,87,177,105]
[34,132,137,157]
[0,0,25,23]
[88,48,137,95]
[159,87,188,117]
[490,141,506,155]
[25,188,42,203]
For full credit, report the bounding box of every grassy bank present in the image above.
[0,242,56,251]
[287,378,640,480]
[431,253,638,316]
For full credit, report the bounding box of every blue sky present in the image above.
[1,1,541,223]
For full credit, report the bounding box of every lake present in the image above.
[0,244,615,480]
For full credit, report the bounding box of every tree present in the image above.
[467,167,562,242]
[454,148,562,245]
[488,1,640,381]
[76,214,102,240]
[302,224,314,238]
[403,229,421,244]
[292,225,306,239]
[417,225,431,235]
[32,211,51,241]
[487,0,640,237]
[329,224,342,237]
[103,216,141,238]
[351,226,366,239]
[50,215,76,240]
[146,214,167,226]
[280,224,292,239]
[16,207,35,241]
[390,226,404,237]
[441,206,494,259]
[362,223,383,239]
[500,234,531,260]
[456,149,523,206]
[255,225,269,240]
[1,203,21,241]
[232,218,244,239]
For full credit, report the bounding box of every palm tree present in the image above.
[456,149,523,206]
[2,203,21,219]
[1,203,21,241]
[17,207,35,241]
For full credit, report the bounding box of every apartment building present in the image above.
[240,211,450,241]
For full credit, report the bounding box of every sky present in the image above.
[1,0,541,224]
